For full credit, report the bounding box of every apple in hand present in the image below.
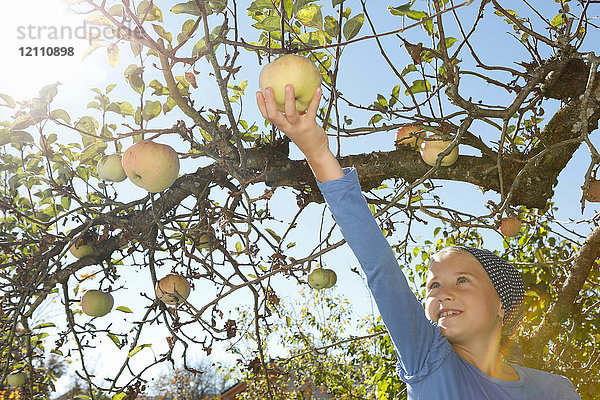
[122,140,180,193]
[81,289,114,317]
[419,136,459,167]
[97,154,127,182]
[395,126,425,150]
[155,274,191,305]
[70,238,94,259]
[500,217,522,237]
[584,179,600,202]
[259,54,322,113]
[308,268,331,289]
[7,372,27,387]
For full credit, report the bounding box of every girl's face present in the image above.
[424,251,504,346]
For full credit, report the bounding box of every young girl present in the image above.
[256,84,581,399]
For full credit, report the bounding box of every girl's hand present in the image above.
[256,84,344,182]
[256,84,329,161]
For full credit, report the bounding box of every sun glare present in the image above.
[1,0,108,100]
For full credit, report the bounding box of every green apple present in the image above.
[97,154,127,182]
[122,140,180,193]
[70,238,94,259]
[308,268,330,289]
[81,290,114,317]
[259,54,321,113]
[324,269,337,288]
[419,136,459,167]
[7,371,27,387]
[395,126,425,150]
[155,274,191,305]
[500,217,522,237]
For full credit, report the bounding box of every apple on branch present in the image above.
[259,54,322,113]
[70,237,94,259]
[419,135,459,167]
[97,154,127,182]
[395,126,425,150]
[324,268,337,288]
[81,289,114,317]
[500,216,522,237]
[122,140,180,193]
[308,268,331,290]
[155,274,191,305]
[7,371,27,387]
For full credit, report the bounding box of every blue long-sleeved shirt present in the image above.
[317,167,580,400]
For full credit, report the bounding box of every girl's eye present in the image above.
[457,277,469,284]
[429,282,441,289]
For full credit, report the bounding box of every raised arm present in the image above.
[256,86,450,381]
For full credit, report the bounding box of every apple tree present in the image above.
[1,0,600,399]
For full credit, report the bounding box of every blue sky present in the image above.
[2,0,599,396]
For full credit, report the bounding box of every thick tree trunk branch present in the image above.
[522,225,600,366]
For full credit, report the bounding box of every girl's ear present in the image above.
[498,305,505,322]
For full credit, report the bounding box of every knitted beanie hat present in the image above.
[455,246,525,336]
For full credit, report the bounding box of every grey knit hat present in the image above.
[456,246,525,336]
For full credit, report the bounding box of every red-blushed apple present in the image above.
[81,290,114,317]
[7,372,27,387]
[419,136,459,167]
[155,274,191,305]
[500,217,522,237]
[584,179,600,202]
[97,154,127,182]
[259,54,322,113]
[308,268,330,289]
[324,268,337,288]
[122,140,180,193]
[70,238,94,259]
[395,126,425,150]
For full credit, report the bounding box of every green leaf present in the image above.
[171,1,202,16]
[128,343,151,358]
[405,10,428,21]
[265,228,281,243]
[252,15,281,32]
[324,15,340,37]
[0,94,16,108]
[116,306,133,313]
[551,13,566,27]
[297,4,323,29]
[50,109,71,124]
[81,142,108,164]
[108,4,124,16]
[33,322,56,329]
[107,44,119,67]
[343,13,364,40]
[10,131,35,144]
[163,97,176,114]
[235,241,242,252]
[388,2,415,16]
[124,64,145,94]
[152,24,173,43]
[141,100,162,121]
[76,116,99,134]
[438,37,457,51]
[112,393,127,400]
[137,0,163,22]
[107,101,135,116]
[107,333,121,347]
[40,83,60,104]
[405,79,431,95]
[400,64,417,77]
